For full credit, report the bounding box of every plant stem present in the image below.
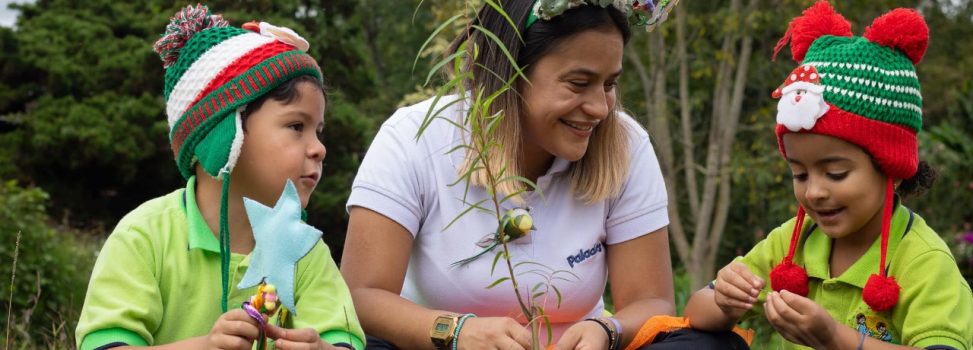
[6,231,21,350]
[477,118,533,324]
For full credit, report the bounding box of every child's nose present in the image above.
[309,138,326,161]
[804,177,828,201]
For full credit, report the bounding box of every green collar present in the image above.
[802,204,913,288]
[185,176,220,253]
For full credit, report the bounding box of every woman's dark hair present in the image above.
[897,160,937,199]
[518,5,632,70]
[240,75,327,130]
[447,1,631,91]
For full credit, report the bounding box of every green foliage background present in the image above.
[1,0,971,347]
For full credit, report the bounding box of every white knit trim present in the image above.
[802,62,918,79]
[818,73,922,100]
[219,107,246,178]
[823,85,923,114]
[166,33,274,127]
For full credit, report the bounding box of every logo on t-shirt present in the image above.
[566,243,604,268]
[852,312,897,344]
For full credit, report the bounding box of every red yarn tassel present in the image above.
[862,178,900,311]
[770,207,810,296]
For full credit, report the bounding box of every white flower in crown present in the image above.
[242,21,310,52]
[773,65,830,132]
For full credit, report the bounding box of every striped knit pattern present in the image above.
[802,35,922,132]
[163,26,321,179]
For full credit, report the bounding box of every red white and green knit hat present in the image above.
[768,1,928,312]
[152,4,321,312]
[154,4,321,180]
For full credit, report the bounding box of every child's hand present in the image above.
[207,309,263,349]
[764,290,838,348]
[714,261,765,319]
[264,324,343,350]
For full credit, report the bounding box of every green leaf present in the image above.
[486,277,511,289]
[413,13,464,73]
[441,198,491,231]
[471,25,519,69]
[483,0,522,41]
[552,285,563,307]
[425,51,467,87]
[490,249,505,275]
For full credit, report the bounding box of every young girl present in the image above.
[684,2,973,349]
[75,4,364,349]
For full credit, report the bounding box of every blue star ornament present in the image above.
[237,179,322,316]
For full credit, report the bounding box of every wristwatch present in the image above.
[429,312,461,349]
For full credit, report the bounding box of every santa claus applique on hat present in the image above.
[773,65,829,132]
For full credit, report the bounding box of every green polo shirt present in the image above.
[76,177,365,349]
[736,204,973,349]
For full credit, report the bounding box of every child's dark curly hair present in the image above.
[896,160,937,199]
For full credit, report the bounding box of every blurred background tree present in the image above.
[1,0,970,347]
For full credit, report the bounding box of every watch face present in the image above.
[435,322,450,333]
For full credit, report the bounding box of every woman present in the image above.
[342,2,674,349]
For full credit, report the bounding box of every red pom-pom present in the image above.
[770,260,809,296]
[153,4,230,68]
[863,8,929,66]
[774,1,852,62]
[862,274,900,312]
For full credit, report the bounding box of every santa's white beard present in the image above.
[776,90,829,132]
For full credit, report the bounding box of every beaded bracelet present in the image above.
[585,318,619,350]
[606,317,623,349]
[451,313,476,350]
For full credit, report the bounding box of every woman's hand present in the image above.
[714,261,765,319]
[206,309,262,349]
[763,290,839,348]
[454,317,531,350]
[553,320,609,350]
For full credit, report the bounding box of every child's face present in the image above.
[782,133,888,242]
[234,82,326,208]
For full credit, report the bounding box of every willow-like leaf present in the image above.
[443,143,473,157]
[483,0,522,41]
[425,51,467,87]
[417,81,465,140]
[449,165,485,187]
[413,13,464,73]
[442,198,491,231]
[543,313,553,345]
[552,285,563,307]
[485,111,505,136]
[490,249,505,275]
[497,175,542,199]
[471,25,519,69]
[551,269,581,280]
[486,277,511,289]
[499,189,528,205]
[514,261,554,271]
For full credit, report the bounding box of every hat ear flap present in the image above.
[863,8,929,66]
[774,1,853,62]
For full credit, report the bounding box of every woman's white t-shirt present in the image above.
[346,95,668,342]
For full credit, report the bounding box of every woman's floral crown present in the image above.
[526,0,679,32]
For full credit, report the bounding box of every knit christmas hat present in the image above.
[153,4,321,312]
[768,1,928,312]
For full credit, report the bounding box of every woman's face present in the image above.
[520,27,623,163]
